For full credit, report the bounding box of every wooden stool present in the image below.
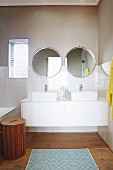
[1,118,26,160]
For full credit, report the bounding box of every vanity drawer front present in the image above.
[21,102,64,126]
[65,101,108,126]
[21,101,108,127]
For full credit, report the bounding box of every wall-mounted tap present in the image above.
[45,85,48,92]
[79,84,83,91]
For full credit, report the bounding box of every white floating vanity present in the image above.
[21,91,108,127]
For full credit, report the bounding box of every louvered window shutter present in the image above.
[9,39,28,78]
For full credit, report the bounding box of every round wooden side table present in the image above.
[1,118,26,160]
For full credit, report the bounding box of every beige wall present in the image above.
[98,0,113,151]
[0,6,98,108]
[0,6,98,131]
[98,0,113,64]
[0,2,112,139]
[0,6,98,133]
[0,6,98,66]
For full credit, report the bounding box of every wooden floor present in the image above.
[0,132,113,170]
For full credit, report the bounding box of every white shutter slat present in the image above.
[9,39,28,78]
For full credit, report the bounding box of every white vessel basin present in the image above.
[72,91,98,101]
[31,91,57,101]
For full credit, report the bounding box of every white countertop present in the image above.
[20,97,108,103]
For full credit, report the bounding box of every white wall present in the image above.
[0,65,98,132]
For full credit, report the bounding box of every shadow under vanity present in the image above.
[21,46,108,128]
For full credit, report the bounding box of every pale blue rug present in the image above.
[26,149,99,170]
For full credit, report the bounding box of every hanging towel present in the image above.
[107,58,113,121]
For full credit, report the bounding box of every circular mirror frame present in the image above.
[32,46,63,78]
[65,46,96,78]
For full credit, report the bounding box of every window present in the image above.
[9,39,28,78]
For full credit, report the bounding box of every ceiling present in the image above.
[0,0,101,6]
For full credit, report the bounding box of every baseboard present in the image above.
[97,132,113,153]
[26,126,97,132]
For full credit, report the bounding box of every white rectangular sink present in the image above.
[72,91,98,101]
[31,91,57,101]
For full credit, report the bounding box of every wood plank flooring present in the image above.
[0,132,113,170]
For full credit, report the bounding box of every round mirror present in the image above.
[32,47,62,78]
[65,46,96,78]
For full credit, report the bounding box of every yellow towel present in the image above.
[107,58,113,121]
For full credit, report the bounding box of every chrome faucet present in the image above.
[45,85,48,92]
[79,84,83,91]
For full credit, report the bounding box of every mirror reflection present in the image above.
[32,47,62,78]
[65,47,96,78]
